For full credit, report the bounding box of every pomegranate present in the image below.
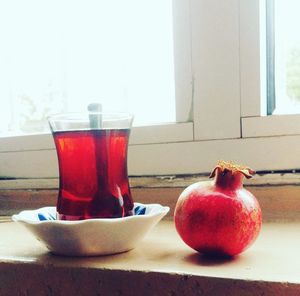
[174,161,262,257]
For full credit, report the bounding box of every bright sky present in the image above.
[0,0,175,134]
[274,0,300,114]
[275,0,300,46]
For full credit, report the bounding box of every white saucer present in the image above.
[12,203,169,256]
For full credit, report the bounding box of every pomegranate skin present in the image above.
[174,164,262,257]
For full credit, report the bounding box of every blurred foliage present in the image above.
[18,82,66,133]
[286,48,300,101]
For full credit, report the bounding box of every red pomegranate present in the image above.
[174,161,262,257]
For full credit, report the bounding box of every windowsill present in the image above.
[0,220,299,295]
[1,174,300,293]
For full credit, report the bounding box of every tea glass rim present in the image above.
[47,111,134,122]
[48,111,134,132]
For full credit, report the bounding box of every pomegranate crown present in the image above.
[210,160,255,179]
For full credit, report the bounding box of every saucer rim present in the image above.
[12,202,170,225]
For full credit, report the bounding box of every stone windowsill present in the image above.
[1,174,300,295]
[0,220,300,295]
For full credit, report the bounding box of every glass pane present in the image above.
[269,0,300,115]
[0,0,175,135]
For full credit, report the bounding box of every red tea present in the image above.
[53,129,133,220]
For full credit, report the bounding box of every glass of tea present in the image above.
[48,111,134,220]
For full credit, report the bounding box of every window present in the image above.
[241,0,300,142]
[1,0,300,179]
[267,0,300,115]
[0,0,177,135]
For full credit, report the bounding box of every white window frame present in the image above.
[240,0,300,137]
[1,0,300,179]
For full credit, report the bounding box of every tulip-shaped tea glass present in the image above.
[48,112,134,220]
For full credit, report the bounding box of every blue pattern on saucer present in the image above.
[38,212,56,221]
[134,205,146,215]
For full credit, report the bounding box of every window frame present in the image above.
[240,0,300,137]
[2,0,300,179]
